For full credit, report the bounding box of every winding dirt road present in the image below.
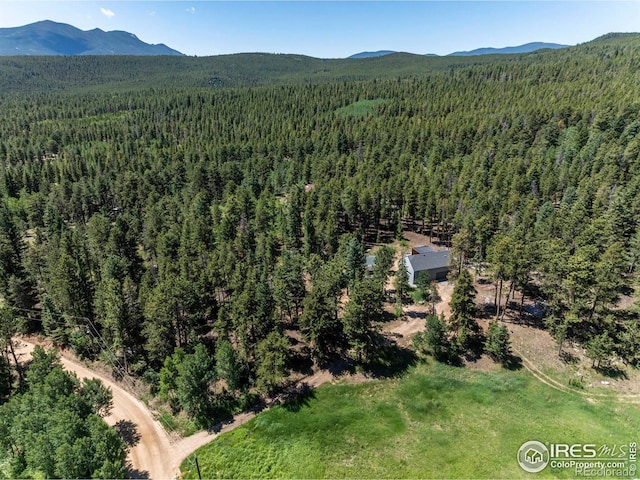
[14,339,178,479]
[12,339,339,480]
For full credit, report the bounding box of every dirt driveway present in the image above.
[382,280,452,345]
[13,339,176,480]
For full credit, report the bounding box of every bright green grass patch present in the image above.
[411,289,425,304]
[156,407,199,437]
[335,99,388,117]
[182,362,640,479]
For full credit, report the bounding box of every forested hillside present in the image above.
[1,32,640,433]
[0,47,544,92]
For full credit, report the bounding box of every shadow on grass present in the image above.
[289,349,314,376]
[282,384,317,412]
[476,305,496,320]
[559,350,579,365]
[621,285,634,296]
[363,228,395,248]
[361,336,418,379]
[327,357,356,376]
[595,364,629,380]
[380,309,400,324]
[463,343,484,363]
[205,394,262,434]
[207,411,236,434]
[459,328,485,364]
[114,419,141,448]
[503,353,523,371]
[405,310,426,320]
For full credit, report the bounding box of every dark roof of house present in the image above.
[405,251,450,271]
[413,245,435,254]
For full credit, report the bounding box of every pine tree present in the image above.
[485,320,511,363]
[255,331,290,394]
[300,258,345,364]
[394,258,411,305]
[372,245,395,285]
[413,314,449,361]
[449,269,477,331]
[341,279,383,361]
[429,281,442,315]
[345,236,366,288]
[215,339,241,391]
[272,250,306,324]
[177,344,214,426]
[586,332,614,369]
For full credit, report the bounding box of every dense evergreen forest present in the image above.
[0,50,518,92]
[1,32,640,440]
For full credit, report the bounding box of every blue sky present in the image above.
[0,1,639,58]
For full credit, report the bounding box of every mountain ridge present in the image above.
[348,50,397,59]
[448,41,568,56]
[348,41,569,59]
[0,20,184,56]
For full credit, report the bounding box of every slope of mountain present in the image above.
[348,50,397,59]
[448,42,568,56]
[0,32,638,94]
[0,20,183,56]
[0,51,512,93]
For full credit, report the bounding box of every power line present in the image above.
[10,307,134,389]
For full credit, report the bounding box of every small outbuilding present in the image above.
[403,247,450,286]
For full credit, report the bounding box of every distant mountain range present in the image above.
[348,50,397,59]
[0,20,183,56]
[0,21,578,59]
[448,42,568,56]
[348,42,568,59]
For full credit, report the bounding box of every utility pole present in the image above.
[194,454,202,480]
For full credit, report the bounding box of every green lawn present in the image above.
[335,99,388,117]
[181,362,640,479]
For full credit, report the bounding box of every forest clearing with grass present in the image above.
[182,360,640,479]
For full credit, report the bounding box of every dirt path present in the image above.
[509,343,640,404]
[382,280,452,345]
[13,339,176,480]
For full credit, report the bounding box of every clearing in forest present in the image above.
[181,361,640,479]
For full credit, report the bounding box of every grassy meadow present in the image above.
[335,99,388,117]
[181,361,640,478]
